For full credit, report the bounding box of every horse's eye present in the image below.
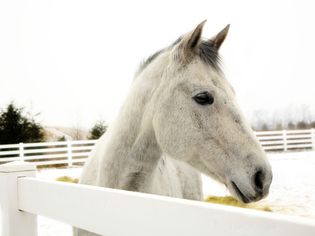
[193,92,214,105]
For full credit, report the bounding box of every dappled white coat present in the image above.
[74,21,272,236]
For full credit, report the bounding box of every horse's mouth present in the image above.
[231,181,252,204]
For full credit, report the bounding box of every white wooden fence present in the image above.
[0,140,96,167]
[0,161,315,236]
[256,128,315,152]
[0,129,315,167]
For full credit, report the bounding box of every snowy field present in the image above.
[35,151,315,236]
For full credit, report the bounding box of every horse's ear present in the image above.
[178,20,206,53]
[209,24,230,50]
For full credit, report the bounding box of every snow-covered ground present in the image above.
[36,151,315,235]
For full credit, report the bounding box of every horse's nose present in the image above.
[252,169,265,197]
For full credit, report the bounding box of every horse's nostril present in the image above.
[253,170,264,192]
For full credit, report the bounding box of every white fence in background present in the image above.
[0,129,315,167]
[255,128,315,152]
[0,140,96,167]
[0,162,315,236]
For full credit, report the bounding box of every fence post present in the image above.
[67,141,73,168]
[19,142,24,161]
[0,161,37,236]
[283,130,287,152]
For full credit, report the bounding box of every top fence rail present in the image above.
[0,128,314,167]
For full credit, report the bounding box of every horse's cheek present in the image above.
[153,110,179,156]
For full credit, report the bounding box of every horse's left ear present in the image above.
[209,24,230,50]
[178,20,207,55]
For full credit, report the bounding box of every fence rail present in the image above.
[0,162,314,236]
[1,128,315,167]
[0,140,96,167]
[255,128,315,152]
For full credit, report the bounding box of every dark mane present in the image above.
[137,49,164,74]
[136,38,221,75]
[198,41,221,71]
[136,37,181,75]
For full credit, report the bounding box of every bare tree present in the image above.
[71,123,85,140]
[260,123,269,131]
[287,121,296,130]
[275,122,283,130]
[251,109,269,131]
[299,104,312,123]
[296,121,309,129]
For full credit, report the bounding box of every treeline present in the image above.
[251,105,315,131]
[254,120,315,131]
[0,103,107,144]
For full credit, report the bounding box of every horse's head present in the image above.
[151,21,272,203]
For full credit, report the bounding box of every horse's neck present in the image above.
[97,72,163,191]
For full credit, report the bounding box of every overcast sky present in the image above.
[0,0,314,129]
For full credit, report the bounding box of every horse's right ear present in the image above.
[177,20,207,58]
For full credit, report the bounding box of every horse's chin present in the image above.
[227,181,262,204]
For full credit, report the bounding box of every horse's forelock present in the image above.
[137,37,221,77]
[198,41,222,71]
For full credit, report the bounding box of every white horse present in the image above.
[74,21,272,236]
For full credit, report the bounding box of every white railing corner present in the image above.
[67,141,73,167]
[0,161,37,236]
[283,130,288,151]
[19,142,24,161]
